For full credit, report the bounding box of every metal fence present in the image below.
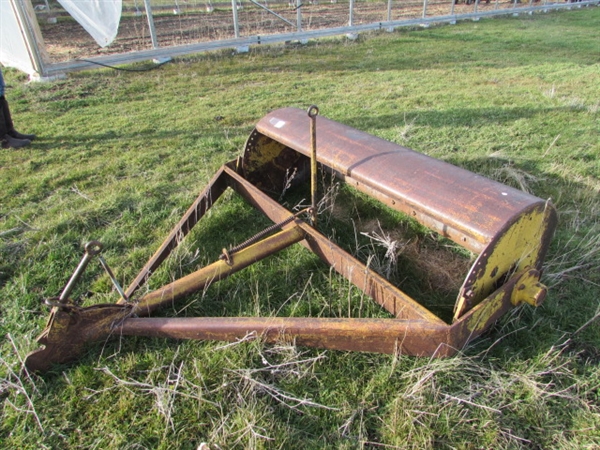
[26,0,600,77]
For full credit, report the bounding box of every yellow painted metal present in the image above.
[511,269,548,307]
[458,267,545,337]
[244,133,288,174]
[463,286,508,335]
[454,202,555,321]
[242,131,309,194]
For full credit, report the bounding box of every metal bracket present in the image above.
[46,240,128,310]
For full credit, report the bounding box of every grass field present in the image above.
[1,7,599,449]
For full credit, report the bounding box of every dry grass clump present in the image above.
[544,188,600,288]
[400,240,473,294]
[492,162,541,194]
[379,345,599,448]
[0,336,44,433]
[65,338,336,448]
[545,227,600,287]
[359,219,472,295]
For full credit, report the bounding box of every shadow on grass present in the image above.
[341,105,591,130]
[31,128,229,152]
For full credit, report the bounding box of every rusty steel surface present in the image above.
[247,107,549,254]
[24,107,557,373]
[123,167,229,300]
[25,304,132,373]
[133,225,306,316]
[24,265,537,371]
[120,266,541,356]
[57,241,103,303]
[308,105,319,226]
[117,317,451,355]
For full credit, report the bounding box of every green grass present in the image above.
[2,8,599,449]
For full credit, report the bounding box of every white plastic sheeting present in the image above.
[0,0,37,75]
[57,0,123,48]
[1,0,122,77]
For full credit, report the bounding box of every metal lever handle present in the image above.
[308,105,319,226]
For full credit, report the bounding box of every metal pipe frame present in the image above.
[8,0,51,78]
[30,1,598,77]
[143,0,160,49]
[247,0,296,27]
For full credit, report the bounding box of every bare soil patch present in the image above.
[36,1,503,62]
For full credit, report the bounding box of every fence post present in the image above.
[422,0,428,19]
[349,0,354,26]
[450,0,456,22]
[387,0,393,21]
[297,0,302,31]
[232,0,240,38]
[142,0,159,48]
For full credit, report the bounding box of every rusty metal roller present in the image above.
[243,108,557,321]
